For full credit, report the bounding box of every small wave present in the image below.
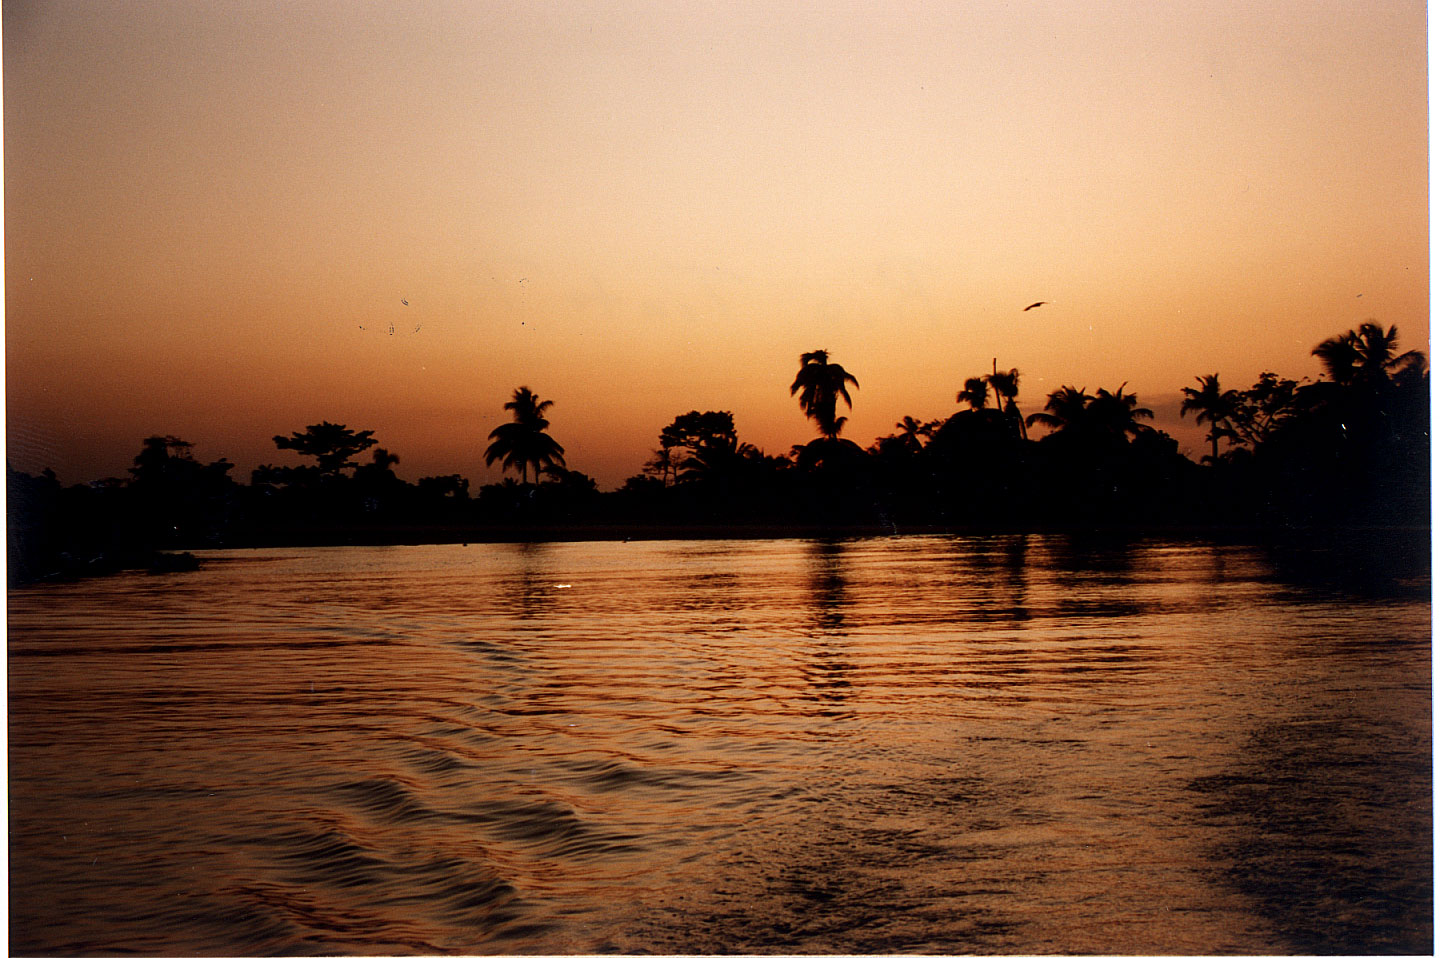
[268,827,394,889]
[223,879,445,953]
[454,637,531,663]
[383,854,528,931]
[561,755,755,795]
[461,797,644,861]
[326,775,444,827]
[400,745,473,777]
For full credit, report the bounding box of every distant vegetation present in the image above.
[8,322,1428,583]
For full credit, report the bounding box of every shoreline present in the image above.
[12,521,1427,588]
[214,519,1433,547]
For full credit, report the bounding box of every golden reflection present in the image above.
[802,539,855,710]
[945,534,1032,624]
[499,541,558,620]
[1045,534,1144,621]
[806,538,850,634]
[8,538,1431,954]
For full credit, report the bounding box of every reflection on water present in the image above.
[802,540,854,711]
[940,534,1030,623]
[8,535,1430,955]
[807,539,850,631]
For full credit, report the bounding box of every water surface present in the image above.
[8,535,1431,954]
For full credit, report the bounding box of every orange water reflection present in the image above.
[8,535,1430,954]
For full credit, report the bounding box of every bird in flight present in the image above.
[1023,301,1050,311]
[401,298,409,306]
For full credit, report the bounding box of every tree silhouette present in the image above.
[1312,322,1425,390]
[353,447,402,486]
[1304,322,1428,449]
[416,474,469,499]
[656,410,754,481]
[793,435,868,472]
[1025,386,1092,436]
[1180,374,1241,464]
[505,386,554,426]
[125,434,236,545]
[1025,385,1152,445]
[130,436,194,481]
[272,422,378,478]
[791,350,859,439]
[889,416,933,455]
[485,387,566,484]
[986,365,1027,440]
[642,445,680,486]
[356,447,400,475]
[957,377,990,411]
[1229,372,1300,449]
[1087,384,1154,442]
[1246,324,1430,525]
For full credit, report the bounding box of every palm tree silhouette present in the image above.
[791,350,859,439]
[485,386,566,484]
[957,377,990,411]
[870,416,935,461]
[1179,374,1240,464]
[642,446,678,486]
[1312,333,1357,385]
[895,416,932,452]
[1088,384,1154,440]
[1025,384,1150,445]
[1313,322,1426,389]
[1025,386,1091,436]
[985,364,1027,440]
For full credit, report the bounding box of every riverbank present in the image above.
[217,517,1433,550]
[12,548,201,585]
[12,518,1427,588]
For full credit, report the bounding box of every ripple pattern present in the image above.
[8,536,1431,954]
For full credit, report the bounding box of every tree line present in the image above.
[7,322,1427,583]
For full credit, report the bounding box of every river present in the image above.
[8,534,1431,954]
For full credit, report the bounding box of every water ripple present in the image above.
[8,536,1429,954]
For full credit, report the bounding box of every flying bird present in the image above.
[401,298,409,306]
[1023,301,1050,311]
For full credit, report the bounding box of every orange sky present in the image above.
[5,0,1429,489]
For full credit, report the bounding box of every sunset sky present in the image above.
[5,0,1429,489]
